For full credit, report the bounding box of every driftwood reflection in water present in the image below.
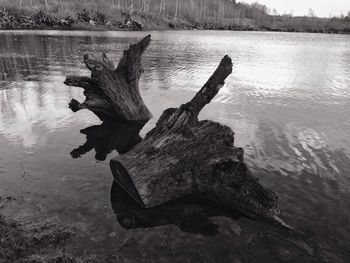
[111,182,240,236]
[71,120,145,161]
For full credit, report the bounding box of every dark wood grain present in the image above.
[64,35,152,121]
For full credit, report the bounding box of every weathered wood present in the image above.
[64,35,152,121]
[110,56,292,230]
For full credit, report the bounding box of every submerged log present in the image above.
[64,35,152,121]
[110,55,292,230]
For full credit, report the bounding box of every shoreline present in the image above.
[1,9,349,35]
[2,25,350,35]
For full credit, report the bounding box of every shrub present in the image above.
[77,9,91,23]
[92,10,107,25]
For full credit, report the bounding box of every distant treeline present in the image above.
[1,0,240,21]
[1,0,350,33]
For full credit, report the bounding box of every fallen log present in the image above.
[110,55,292,230]
[64,35,152,121]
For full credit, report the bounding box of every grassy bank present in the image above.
[0,0,349,33]
[0,194,94,262]
[0,214,79,262]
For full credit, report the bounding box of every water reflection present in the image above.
[244,119,350,185]
[111,182,240,236]
[71,120,145,161]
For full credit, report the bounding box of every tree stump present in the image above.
[110,55,292,230]
[64,35,152,121]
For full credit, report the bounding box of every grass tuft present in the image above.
[0,215,77,262]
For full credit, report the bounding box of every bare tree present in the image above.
[140,0,150,15]
[130,0,134,12]
[45,0,49,9]
[220,0,225,22]
[308,8,315,17]
[158,0,166,17]
[174,0,180,20]
[201,0,207,20]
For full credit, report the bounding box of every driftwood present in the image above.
[110,55,292,230]
[64,35,152,121]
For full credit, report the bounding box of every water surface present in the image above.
[0,30,350,262]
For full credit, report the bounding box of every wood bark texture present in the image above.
[110,55,292,230]
[64,35,152,121]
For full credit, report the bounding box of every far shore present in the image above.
[2,24,350,35]
[1,9,349,35]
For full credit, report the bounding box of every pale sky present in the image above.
[239,0,350,17]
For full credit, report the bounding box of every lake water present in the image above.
[0,30,350,262]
